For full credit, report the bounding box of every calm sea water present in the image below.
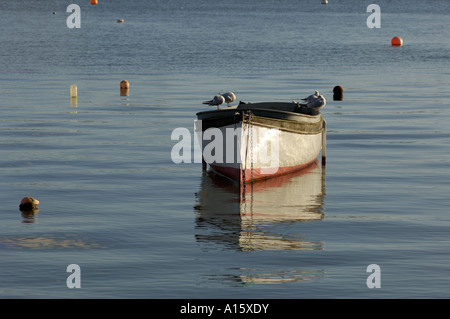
[0,0,449,299]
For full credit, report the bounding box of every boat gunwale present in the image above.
[196,108,320,121]
[243,116,324,135]
[196,106,324,135]
[196,102,322,123]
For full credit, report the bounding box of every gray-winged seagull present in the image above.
[203,95,225,110]
[301,91,326,110]
[220,92,236,106]
[301,90,320,103]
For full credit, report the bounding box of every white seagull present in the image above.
[301,90,320,103]
[301,91,326,110]
[220,92,236,106]
[203,95,225,110]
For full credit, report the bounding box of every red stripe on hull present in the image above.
[210,159,318,184]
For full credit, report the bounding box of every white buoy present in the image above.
[322,0,328,4]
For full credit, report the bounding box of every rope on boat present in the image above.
[242,110,254,206]
[250,112,254,185]
[322,119,327,166]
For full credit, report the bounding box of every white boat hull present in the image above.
[196,102,326,184]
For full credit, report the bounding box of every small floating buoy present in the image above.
[333,85,343,101]
[19,197,40,212]
[322,0,328,4]
[70,85,77,98]
[117,19,124,23]
[120,80,130,96]
[53,12,56,15]
[91,0,98,5]
[120,80,129,89]
[391,36,403,47]
[70,85,77,106]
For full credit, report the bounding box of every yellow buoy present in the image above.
[391,36,403,47]
[70,85,77,98]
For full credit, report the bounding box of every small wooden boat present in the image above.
[196,100,326,185]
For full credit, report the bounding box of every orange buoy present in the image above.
[120,80,130,96]
[91,0,98,5]
[391,36,403,47]
[19,196,40,212]
[117,19,124,23]
[120,80,129,89]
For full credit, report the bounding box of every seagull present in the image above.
[203,95,225,110]
[220,92,236,106]
[301,90,320,103]
[300,91,326,111]
[306,94,326,110]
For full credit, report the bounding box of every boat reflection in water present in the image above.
[195,161,326,284]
